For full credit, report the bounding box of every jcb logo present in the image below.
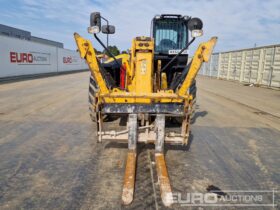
[140,60,147,74]
[10,52,33,63]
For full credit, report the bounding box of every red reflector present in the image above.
[120,64,126,89]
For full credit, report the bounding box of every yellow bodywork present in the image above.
[75,26,217,207]
[178,37,217,96]
[74,33,217,104]
[105,54,129,63]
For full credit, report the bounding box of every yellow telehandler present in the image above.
[74,12,217,206]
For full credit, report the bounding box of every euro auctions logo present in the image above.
[10,52,50,65]
[10,52,33,63]
[172,190,277,207]
[63,56,79,64]
[63,56,72,63]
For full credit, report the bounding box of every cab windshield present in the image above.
[153,18,188,54]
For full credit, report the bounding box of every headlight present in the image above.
[191,29,203,38]
[88,26,100,34]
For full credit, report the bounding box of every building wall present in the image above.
[57,48,87,72]
[0,24,31,40]
[199,44,280,88]
[0,35,88,78]
[30,36,64,48]
[0,24,63,48]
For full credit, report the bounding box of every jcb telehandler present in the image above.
[74,12,217,206]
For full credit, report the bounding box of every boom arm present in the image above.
[74,33,110,94]
[74,32,217,102]
[177,37,217,96]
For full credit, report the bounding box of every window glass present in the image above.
[154,19,187,53]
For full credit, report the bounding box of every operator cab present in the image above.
[151,14,202,87]
[152,14,189,55]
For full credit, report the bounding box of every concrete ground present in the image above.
[0,72,279,209]
[197,76,280,118]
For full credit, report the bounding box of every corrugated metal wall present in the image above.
[199,44,280,88]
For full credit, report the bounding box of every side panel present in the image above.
[271,46,280,87]
[261,46,280,87]
[229,51,243,81]
[219,52,230,79]
[243,49,261,83]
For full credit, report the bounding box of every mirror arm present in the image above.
[161,37,195,72]
[94,33,121,68]
[101,16,109,47]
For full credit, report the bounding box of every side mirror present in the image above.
[101,25,115,34]
[188,17,203,38]
[89,12,101,34]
